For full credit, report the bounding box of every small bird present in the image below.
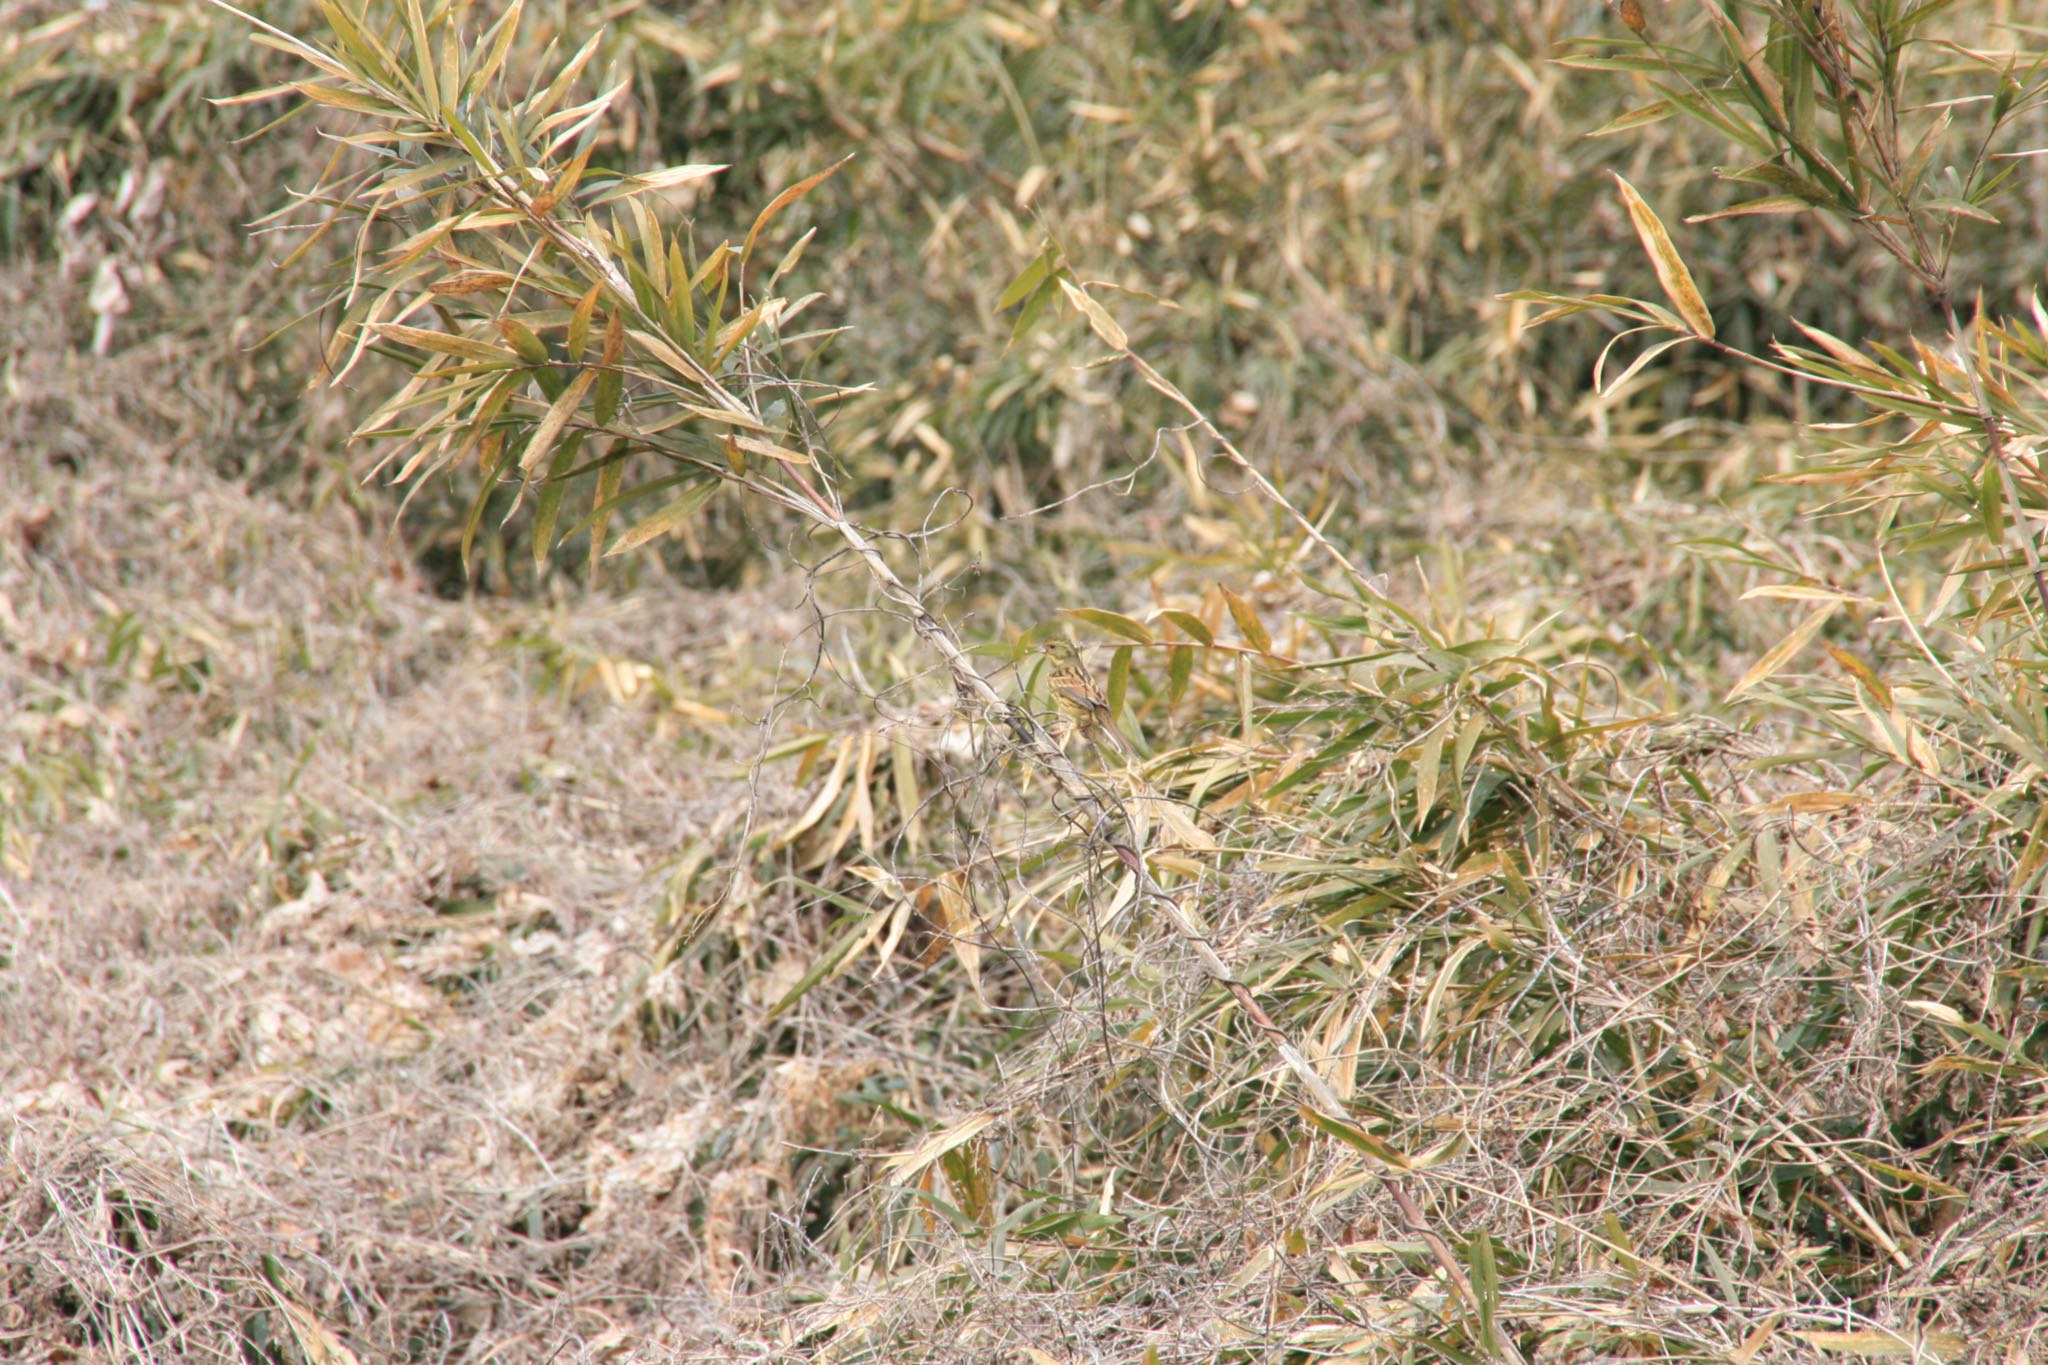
[1041,637,1132,759]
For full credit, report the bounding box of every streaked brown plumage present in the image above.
[1041,638,1131,758]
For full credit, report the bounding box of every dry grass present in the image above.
[7,2,2048,1362]
[0,268,852,1360]
[9,269,2048,1359]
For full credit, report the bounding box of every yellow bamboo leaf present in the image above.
[518,368,594,472]
[290,81,394,115]
[1218,585,1272,653]
[1791,1330,1964,1361]
[932,871,985,1005]
[1730,1313,1783,1365]
[880,1110,998,1185]
[371,323,518,364]
[1725,602,1839,700]
[1612,172,1715,339]
[603,479,720,557]
[1739,584,1858,603]
[732,434,813,465]
[775,736,854,849]
[429,270,516,296]
[1056,276,1128,350]
[1751,791,1866,816]
[742,154,854,264]
[275,1300,361,1365]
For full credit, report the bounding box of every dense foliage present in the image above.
[4,1,2045,1361]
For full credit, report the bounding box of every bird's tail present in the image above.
[1096,717,1134,759]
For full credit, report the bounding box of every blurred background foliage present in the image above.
[7,0,2048,1361]
[22,0,2039,535]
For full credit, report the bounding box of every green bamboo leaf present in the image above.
[1062,608,1154,644]
[1265,723,1379,796]
[531,432,584,567]
[1467,1231,1500,1356]
[1156,609,1213,644]
[314,0,399,86]
[765,898,883,1020]
[1414,724,1446,826]
[1718,159,1844,209]
[1167,644,1193,705]
[1006,278,1058,349]
[587,449,623,578]
[494,317,550,366]
[997,243,1061,311]
[1978,456,2006,545]
[460,435,513,578]
[1554,52,1705,75]
[1301,1107,1411,1169]
[562,472,690,542]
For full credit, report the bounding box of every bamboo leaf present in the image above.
[531,431,584,566]
[1414,723,1445,826]
[567,285,599,358]
[290,81,399,116]
[1468,1231,1499,1356]
[997,243,1061,310]
[1301,1107,1411,1169]
[742,155,854,265]
[469,0,523,93]
[518,368,594,472]
[1612,173,1715,339]
[585,162,728,206]
[1156,608,1213,644]
[1219,586,1272,653]
[372,323,519,364]
[1791,1331,1965,1361]
[880,1112,999,1187]
[1062,608,1154,644]
[1685,195,1813,222]
[1167,645,1193,704]
[1726,602,1841,700]
[430,270,517,296]
[1056,276,1128,350]
[460,434,511,578]
[495,317,550,366]
[603,479,720,557]
[587,448,623,578]
[1588,100,1673,137]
